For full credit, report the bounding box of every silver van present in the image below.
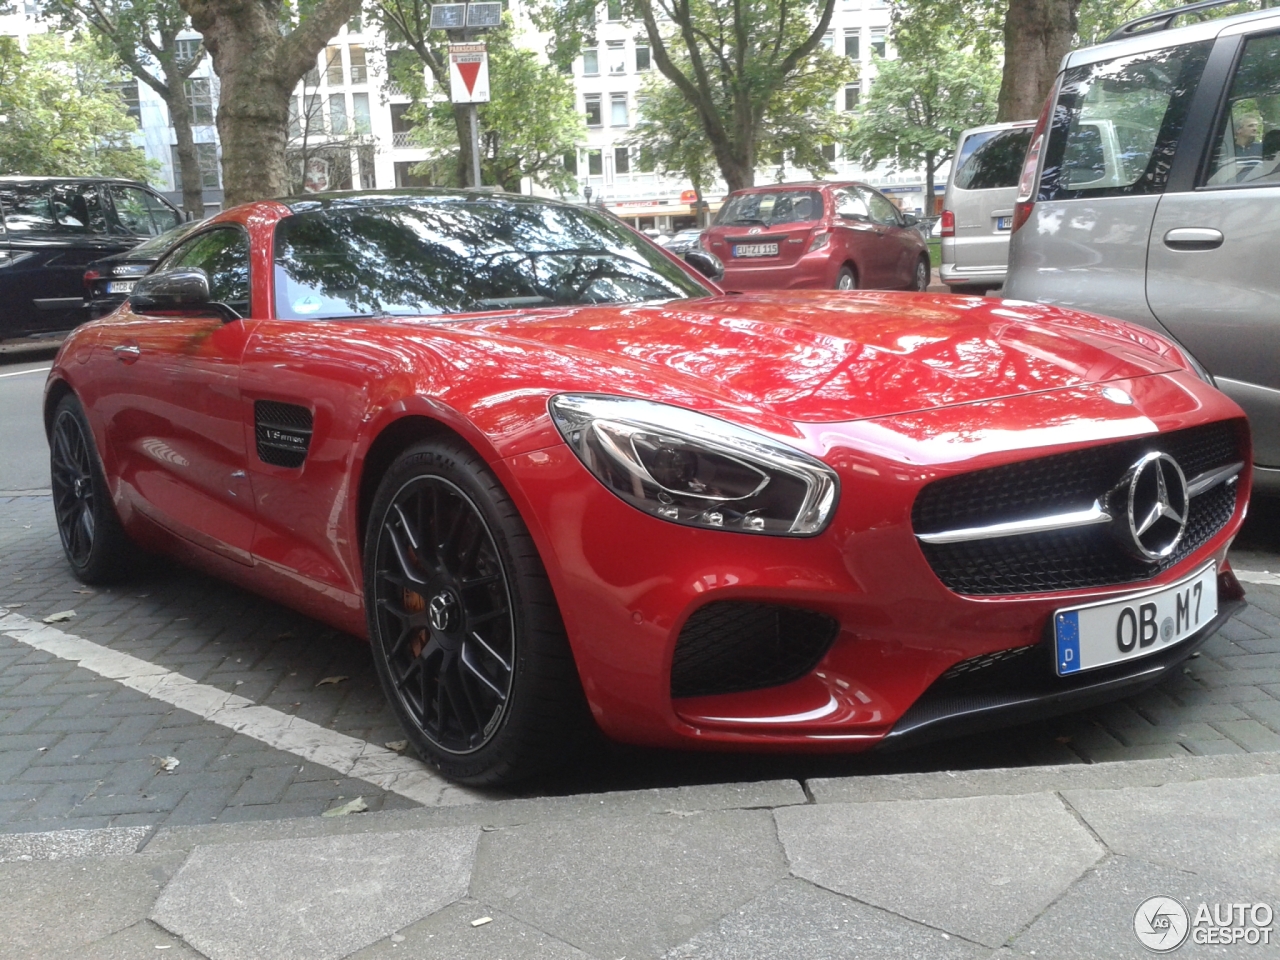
[1004,0,1280,493]
[940,121,1035,294]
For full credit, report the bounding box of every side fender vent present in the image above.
[255,400,313,469]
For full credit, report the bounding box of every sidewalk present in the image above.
[3,750,1278,960]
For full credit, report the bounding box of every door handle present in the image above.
[1163,227,1223,251]
[112,343,141,363]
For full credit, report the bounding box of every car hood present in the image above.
[452,291,1184,424]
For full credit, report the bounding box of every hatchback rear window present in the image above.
[1038,41,1210,201]
[954,128,1034,190]
[715,190,824,227]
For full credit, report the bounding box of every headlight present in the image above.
[548,394,839,536]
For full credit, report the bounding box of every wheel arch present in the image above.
[43,376,74,440]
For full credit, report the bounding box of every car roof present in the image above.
[1067,6,1280,67]
[958,121,1036,140]
[282,187,560,214]
[0,176,155,186]
[724,181,864,196]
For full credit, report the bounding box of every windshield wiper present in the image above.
[725,217,767,226]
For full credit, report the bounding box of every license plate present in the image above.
[733,243,779,258]
[1054,563,1217,676]
[106,280,136,294]
[995,216,1013,231]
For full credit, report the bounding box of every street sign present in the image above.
[429,3,466,29]
[466,2,502,27]
[449,43,489,103]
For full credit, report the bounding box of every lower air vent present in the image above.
[670,601,839,699]
[255,400,313,468]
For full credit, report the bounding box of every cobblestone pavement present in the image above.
[3,489,1280,835]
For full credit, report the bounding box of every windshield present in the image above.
[273,197,711,320]
[127,219,203,259]
[714,190,824,228]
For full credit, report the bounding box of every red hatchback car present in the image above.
[701,181,932,293]
[46,191,1250,785]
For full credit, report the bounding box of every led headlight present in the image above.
[548,394,838,536]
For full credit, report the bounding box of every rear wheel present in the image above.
[910,255,930,292]
[49,394,143,584]
[836,266,858,291]
[363,437,590,785]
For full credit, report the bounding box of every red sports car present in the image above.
[45,191,1250,785]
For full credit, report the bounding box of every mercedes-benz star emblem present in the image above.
[428,591,458,632]
[1119,452,1189,562]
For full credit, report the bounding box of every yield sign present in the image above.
[449,43,490,104]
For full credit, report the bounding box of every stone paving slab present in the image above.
[775,793,1105,948]
[347,899,593,960]
[1063,776,1280,898]
[151,827,480,960]
[78,920,207,960]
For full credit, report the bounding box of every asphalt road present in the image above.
[2,344,1280,834]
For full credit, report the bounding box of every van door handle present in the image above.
[1163,228,1223,250]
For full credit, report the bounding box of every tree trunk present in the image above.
[997,0,1081,121]
[924,150,936,216]
[168,92,205,219]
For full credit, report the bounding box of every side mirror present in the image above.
[683,248,724,283]
[130,268,239,320]
[902,213,920,227]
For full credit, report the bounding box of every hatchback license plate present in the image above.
[733,243,779,258]
[106,280,136,294]
[1054,563,1217,676]
[995,216,1013,231]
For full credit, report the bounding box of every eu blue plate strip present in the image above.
[1056,611,1081,675]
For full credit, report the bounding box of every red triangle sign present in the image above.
[457,60,481,95]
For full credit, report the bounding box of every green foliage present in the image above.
[405,26,584,193]
[0,33,155,180]
[846,47,998,182]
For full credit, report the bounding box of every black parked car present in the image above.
[84,219,203,318]
[0,177,183,339]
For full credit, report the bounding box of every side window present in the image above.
[160,228,251,315]
[0,184,56,234]
[833,188,869,220]
[110,185,168,237]
[50,183,107,234]
[861,188,901,226]
[1204,33,1280,187]
[145,191,182,232]
[1039,41,1211,201]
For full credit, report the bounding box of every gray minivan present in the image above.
[940,121,1035,294]
[1005,1,1280,493]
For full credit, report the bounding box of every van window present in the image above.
[1203,32,1280,187]
[954,128,1033,190]
[1038,41,1210,201]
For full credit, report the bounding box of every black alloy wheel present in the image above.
[49,395,141,584]
[364,437,590,784]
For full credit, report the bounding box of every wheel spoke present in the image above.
[461,642,507,701]
[383,523,427,586]
[444,656,488,737]
[468,630,511,674]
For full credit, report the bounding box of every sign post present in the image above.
[448,43,488,189]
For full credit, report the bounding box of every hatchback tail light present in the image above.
[1012,90,1055,234]
[808,230,831,252]
[940,210,955,238]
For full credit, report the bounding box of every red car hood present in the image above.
[452,291,1184,424]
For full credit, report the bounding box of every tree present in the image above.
[846,48,999,213]
[177,0,363,204]
[531,0,840,192]
[42,0,208,218]
[0,32,154,180]
[398,25,583,193]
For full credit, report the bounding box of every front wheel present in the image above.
[910,255,930,292]
[363,437,590,785]
[835,266,858,291]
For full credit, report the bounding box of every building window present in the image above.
[585,93,602,126]
[563,152,577,175]
[325,45,344,85]
[607,40,626,75]
[110,79,141,119]
[821,31,833,51]
[185,77,214,125]
[352,92,371,134]
[300,94,321,135]
[387,49,420,95]
[843,28,859,60]
[170,142,220,190]
[347,13,362,33]
[288,97,300,138]
[821,143,836,162]
[349,45,367,84]
[870,27,886,58]
[844,83,860,111]
[175,38,202,64]
[304,58,320,87]
[614,146,630,174]
[607,0,623,20]
[587,149,603,176]
[582,48,598,75]
[610,92,628,126]
[394,161,432,188]
[329,94,348,134]
[635,44,650,72]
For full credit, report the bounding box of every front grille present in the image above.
[913,420,1244,596]
[670,601,839,699]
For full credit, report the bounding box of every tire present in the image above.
[363,436,591,785]
[948,283,990,296]
[836,266,858,291]
[49,394,144,584]
[911,255,931,292]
